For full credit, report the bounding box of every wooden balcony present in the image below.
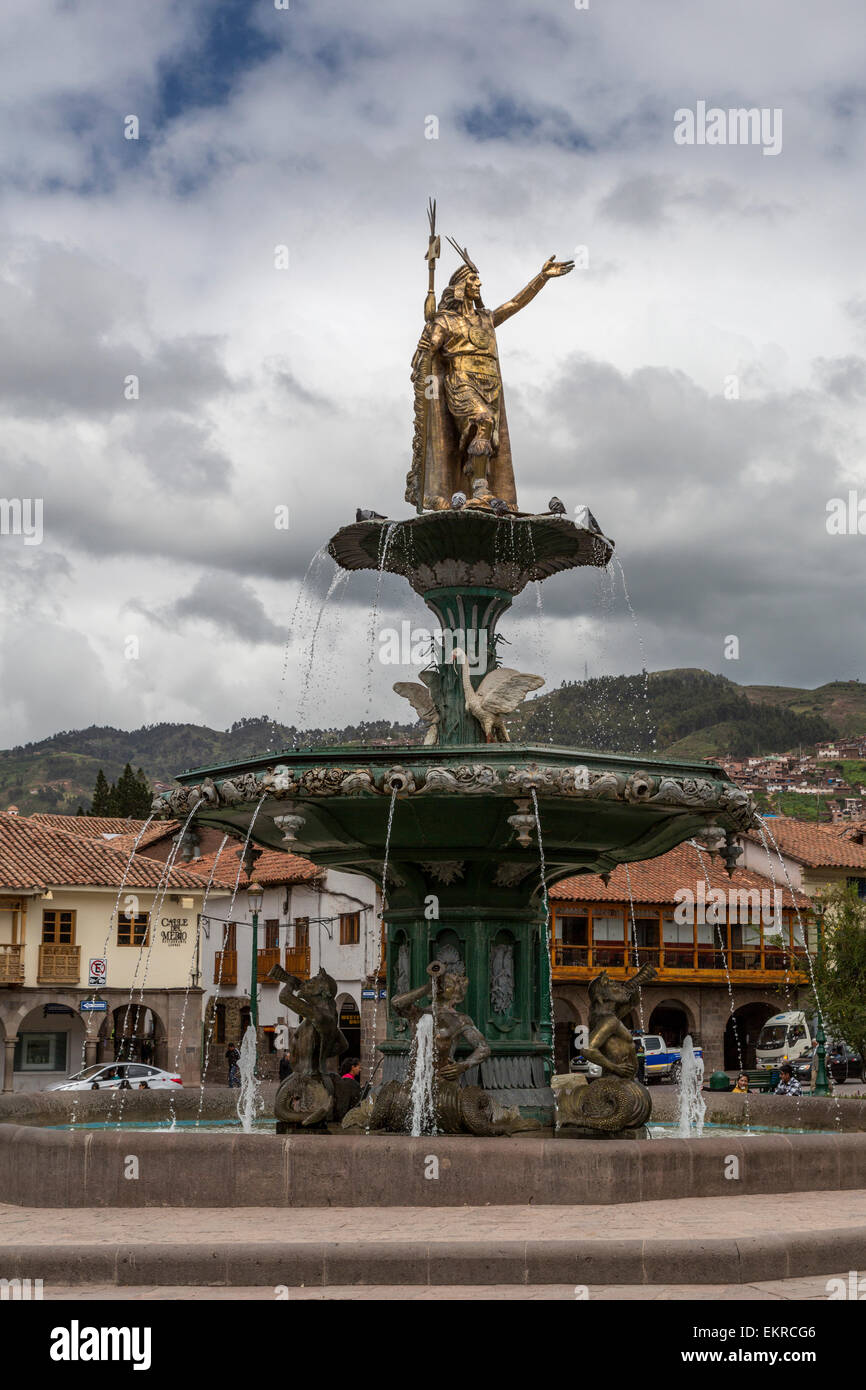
[284,945,310,979]
[257,947,281,980]
[551,942,809,985]
[0,944,24,985]
[214,950,237,986]
[37,943,80,985]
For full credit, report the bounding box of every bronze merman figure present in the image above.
[370,961,501,1134]
[557,961,657,1135]
[270,964,349,1128]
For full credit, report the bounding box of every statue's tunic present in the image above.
[407,309,517,512]
[434,308,502,457]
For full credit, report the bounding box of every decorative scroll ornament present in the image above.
[150,759,756,831]
[490,943,515,1014]
[420,861,466,884]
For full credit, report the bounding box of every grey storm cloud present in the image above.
[0,241,235,418]
[131,572,285,645]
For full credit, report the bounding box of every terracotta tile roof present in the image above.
[745,817,866,870]
[108,822,181,856]
[185,843,323,889]
[551,841,811,910]
[0,812,223,892]
[28,814,152,839]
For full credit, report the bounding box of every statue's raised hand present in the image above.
[541,254,574,279]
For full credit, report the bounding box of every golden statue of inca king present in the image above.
[406,200,574,514]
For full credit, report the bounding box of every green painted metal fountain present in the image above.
[152,214,756,1124]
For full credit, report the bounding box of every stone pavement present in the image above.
[3,1194,866,1289]
[4,1191,866,1243]
[39,1274,848,1300]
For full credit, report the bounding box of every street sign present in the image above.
[88,957,107,987]
[80,1000,108,1013]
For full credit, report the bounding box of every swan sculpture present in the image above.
[393,681,440,745]
[452,650,544,742]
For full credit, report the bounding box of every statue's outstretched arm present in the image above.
[492,256,574,327]
[391,982,430,1019]
[269,965,317,1021]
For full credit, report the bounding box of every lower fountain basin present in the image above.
[3,1090,864,1208]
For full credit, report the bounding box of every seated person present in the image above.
[732,1072,750,1093]
[774,1062,802,1096]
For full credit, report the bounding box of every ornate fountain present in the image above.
[153,206,755,1130]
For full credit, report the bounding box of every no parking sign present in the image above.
[88,957,107,987]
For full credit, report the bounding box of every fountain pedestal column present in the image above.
[380,888,554,1121]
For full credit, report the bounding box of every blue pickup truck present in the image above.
[634,1033,702,1084]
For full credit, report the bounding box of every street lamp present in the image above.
[812,898,830,1097]
[247,883,264,1035]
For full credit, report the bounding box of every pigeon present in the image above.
[548,496,567,515]
[450,491,467,510]
[356,508,387,523]
[491,497,510,515]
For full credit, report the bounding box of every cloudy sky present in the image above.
[1,0,864,747]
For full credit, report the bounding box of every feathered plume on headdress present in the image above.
[445,235,478,275]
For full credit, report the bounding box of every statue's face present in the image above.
[464,272,482,302]
[441,972,468,1004]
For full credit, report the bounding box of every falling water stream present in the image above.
[691,840,753,1133]
[236,1025,262,1133]
[676,1035,707,1137]
[166,834,230,1130]
[67,813,156,1128]
[529,788,556,1085]
[624,862,646,1032]
[197,795,268,1125]
[113,804,202,1129]
[295,566,350,730]
[364,521,400,718]
[364,787,398,1132]
[408,1010,437,1137]
[270,545,331,744]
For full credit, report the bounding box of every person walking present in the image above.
[226,1043,241,1088]
[278,1050,292,1083]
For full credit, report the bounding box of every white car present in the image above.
[48,1062,182,1091]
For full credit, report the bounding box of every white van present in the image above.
[755,1011,814,1069]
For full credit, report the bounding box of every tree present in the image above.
[109,763,152,817]
[90,769,113,817]
[799,883,866,1065]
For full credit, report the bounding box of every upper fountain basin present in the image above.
[328,510,614,599]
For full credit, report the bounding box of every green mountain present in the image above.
[0,716,414,816]
[513,669,838,759]
[739,680,866,737]
[1,672,859,815]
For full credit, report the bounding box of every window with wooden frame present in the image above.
[42,909,76,944]
[264,919,280,949]
[294,917,309,948]
[117,911,150,947]
[339,912,360,945]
